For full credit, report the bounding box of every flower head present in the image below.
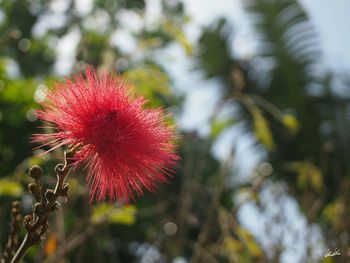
[33,67,179,203]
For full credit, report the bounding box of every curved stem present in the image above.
[10,235,33,263]
[10,148,73,263]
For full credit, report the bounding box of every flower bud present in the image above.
[61,183,69,197]
[28,183,37,194]
[51,201,60,212]
[23,215,32,230]
[33,203,43,215]
[29,165,43,180]
[12,201,21,210]
[45,189,55,202]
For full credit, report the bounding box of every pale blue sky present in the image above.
[301,0,350,70]
[183,0,350,69]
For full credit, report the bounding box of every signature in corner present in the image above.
[324,248,341,257]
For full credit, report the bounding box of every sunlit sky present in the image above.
[177,0,350,159]
[183,0,350,69]
[301,0,350,70]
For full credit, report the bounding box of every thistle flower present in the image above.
[32,67,179,203]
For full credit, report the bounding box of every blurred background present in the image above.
[0,0,350,262]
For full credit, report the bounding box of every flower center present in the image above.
[84,109,121,150]
[105,110,117,122]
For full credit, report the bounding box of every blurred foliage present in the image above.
[124,64,172,107]
[0,0,350,262]
[210,117,236,140]
[0,179,22,197]
[91,204,137,225]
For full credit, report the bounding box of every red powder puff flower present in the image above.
[32,67,179,203]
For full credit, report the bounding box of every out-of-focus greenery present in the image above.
[1,0,350,262]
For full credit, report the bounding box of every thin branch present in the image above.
[10,147,75,263]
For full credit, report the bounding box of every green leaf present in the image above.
[282,114,299,133]
[161,21,193,55]
[211,117,236,139]
[1,79,36,104]
[252,108,274,150]
[241,96,274,150]
[124,65,171,107]
[322,201,343,226]
[236,226,263,258]
[287,162,323,192]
